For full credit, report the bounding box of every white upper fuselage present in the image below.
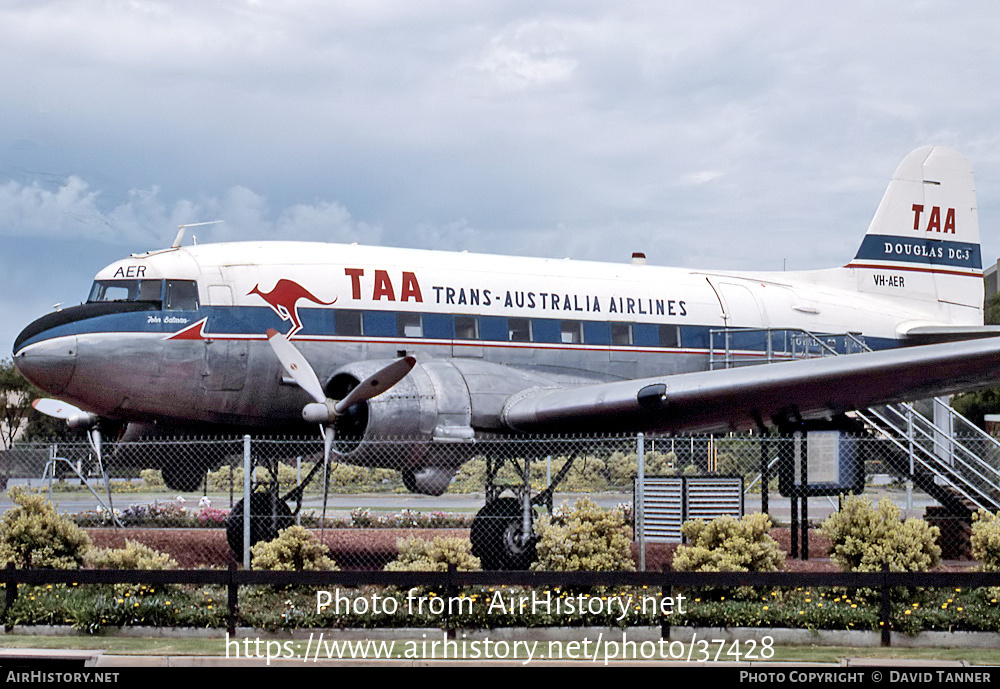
[97,239,973,341]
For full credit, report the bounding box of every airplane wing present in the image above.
[500,336,1000,435]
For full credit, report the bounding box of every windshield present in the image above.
[88,279,163,304]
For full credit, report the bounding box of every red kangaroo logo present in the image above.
[248,279,336,338]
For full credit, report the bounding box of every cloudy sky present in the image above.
[3,1,1000,353]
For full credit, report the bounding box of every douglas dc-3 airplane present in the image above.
[13,145,1000,567]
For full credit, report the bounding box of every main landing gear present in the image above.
[224,453,326,557]
[469,450,580,570]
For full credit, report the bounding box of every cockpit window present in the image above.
[88,279,163,304]
[165,280,199,311]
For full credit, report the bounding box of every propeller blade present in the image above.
[32,398,84,420]
[334,356,416,413]
[32,398,97,429]
[266,329,326,404]
[320,425,334,541]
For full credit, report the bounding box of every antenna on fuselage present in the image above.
[172,220,224,248]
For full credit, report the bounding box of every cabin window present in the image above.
[455,316,478,340]
[659,325,681,347]
[508,318,531,342]
[88,279,163,304]
[397,313,423,338]
[560,321,583,344]
[165,280,199,311]
[335,310,363,336]
[611,323,633,346]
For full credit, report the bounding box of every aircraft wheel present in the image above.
[225,492,294,558]
[162,462,206,492]
[470,497,537,570]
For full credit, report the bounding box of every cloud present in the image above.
[467,21,579,94]
[0,175,384,248]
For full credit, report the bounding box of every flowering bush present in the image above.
[972,510,1000,572]
[532,498,634,571]
[197,507,230,525]
[820,495,941,572]
[384,536,480,571]
[0,486,91,569]
[251,525,339,571]
[349,507,473,529]
[672,513,783,572]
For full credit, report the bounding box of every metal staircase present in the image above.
[709,327,1000,516]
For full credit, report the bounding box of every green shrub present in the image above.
[672,513,784,572]
[604,450,676,485]
[86,540,178,597]
[384,536,480,571]
[86,539,178,570]
[139,469,164,488]
[207,463,302,492]
[532,498,634,571]
[972,510,1000,571]
[0,486,91,569]
[820,495,941,572]
[251,526,338,571]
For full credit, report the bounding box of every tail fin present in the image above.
[847,146,983,325]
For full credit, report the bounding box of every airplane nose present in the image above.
[13,335,78,396]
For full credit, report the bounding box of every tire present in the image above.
[225,491,294,558]
[162,462,205,492]
[470,497,537,570]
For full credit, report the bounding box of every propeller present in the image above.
[266,328,416,533]
[266,328,416,427]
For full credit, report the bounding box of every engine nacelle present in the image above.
[323,358,475,494]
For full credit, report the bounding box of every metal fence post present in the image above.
[637,433,645,572]
[243,435,251,569]
[296,456,302,526]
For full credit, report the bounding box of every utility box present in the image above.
[635,475,743,543]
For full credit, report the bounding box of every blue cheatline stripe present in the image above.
[16,304,902,355]
[853,234,981,270]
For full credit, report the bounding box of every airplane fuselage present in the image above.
[13,239,976,437]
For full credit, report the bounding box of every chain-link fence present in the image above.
[1,429,996,572]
